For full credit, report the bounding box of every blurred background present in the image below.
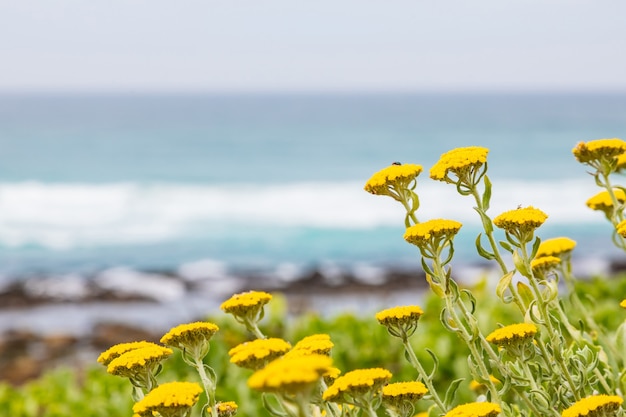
[0,1,626,334]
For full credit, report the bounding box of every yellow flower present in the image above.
[220,290,272,317]
[322,368,392,403]
[248,354,333,394]
[586,189,626,214]
[430,146,489,185]
[364,163,423,197]
[531,256,561,277]
[216,401,238,417]
[561,394,623,417]
[486,323,537,347]
[376,305,424,339]
[404,219,462,250]
[620,299,626,309]
[229,338,292,369]
[535,237,577,258]
[376,305,424,327]
[132,381,202,417]
[617,220,626,238]
[160,321,219,358]
[106,345,173,377]
[573,138,626,165]
[382,381,428,404]
[285,334,334,358]
[493,206,548,245]
[97,341,163,367]
[444,402,501,417]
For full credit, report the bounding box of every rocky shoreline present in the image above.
[0,262,432,385]
[2,256,624,385]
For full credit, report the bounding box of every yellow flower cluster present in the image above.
[375,305,424,328]
[322,368,392,403]
[531,256,561,277]
[160,321,219,352]
[621,299,626,309]
[486,323,537,347]
[381,381,428,402]
[248,354,333,394]
[229,338,291,369]
[493,206,548,235]
[106,345,173,377]
[220,291,272,317]
[561,394,623,417]
[132,381,202,417]
[216,401,238,417]
[430,146,489,183]
[364,163,423,196]
[285,334,334,358]
[468,375,501,393]
[404,219,463,248]
[535,237,577,258]
[586,189,626,212]
[444,401,501,417]
[97,341,162,366]
[572,138,626,165]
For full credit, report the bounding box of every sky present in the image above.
[0,1,625,93]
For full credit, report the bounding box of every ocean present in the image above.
[1,92,626,283]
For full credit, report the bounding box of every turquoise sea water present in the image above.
[0,93,625,279]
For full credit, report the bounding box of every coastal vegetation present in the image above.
[3,139,626,417]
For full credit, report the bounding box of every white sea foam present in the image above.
[0,179,604,250]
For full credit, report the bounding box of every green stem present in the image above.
[522,246,581,401]
[400,337,447,413]
[194,357,217,416]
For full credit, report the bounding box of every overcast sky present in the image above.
[1,1,625,93]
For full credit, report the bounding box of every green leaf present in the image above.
[475,233,495,260]
[496,271,515,300]
[516,281,533,306]
[499,240,514,254]
[530,236,542,259]
[444,378,465,407]
[512,250,531,278]
[482,175,492,211]
[425,348,440,380]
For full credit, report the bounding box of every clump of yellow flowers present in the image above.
[97,139,626,417]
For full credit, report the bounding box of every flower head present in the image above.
[364,163,423,197]
[132,381,202,417]
[430,146,489,187]
[160,321,219,359]
[382,381,428,405]
[229,338,291,369]
[216,401,238,417]
[97,341,163,367]
[531,256,561,277]
[621,299,626,309]
[535,237,577,258]
[586,189,626,217]
[285,334,334,358]
[376,305,424,338]
[573,139,626,170]
[106,345,173,378]
[493,206,548,245]
[322,368,392,404]
[486,323,537,358]
[561,394,623,417]
[469,375,501,394]
[248,354,333,395]
[404,219,462,254]
[221,290,272,318]
[486,323,537,347]
[444,402,501,417]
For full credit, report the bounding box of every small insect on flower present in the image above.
[392,161,402,165]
